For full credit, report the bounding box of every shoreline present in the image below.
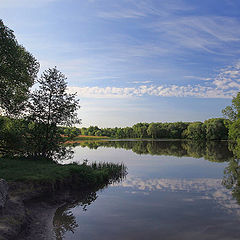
[0,158,126,240]
[0,181,108,240]
[0,182,64,240]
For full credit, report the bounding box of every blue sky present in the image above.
[1,0,240,127]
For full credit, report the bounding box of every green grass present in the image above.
[0,157,127,187]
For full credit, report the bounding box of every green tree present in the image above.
[133,123,149,138]
[222,92,240,121]
[115,128,125,138]
[95,130,102,136]
[204,118,229,140]
[228,119,240,141]
[185,122,206,140]
[64,127,80,139]
[167,122,189,139]
[222,92,240,142]
[123,127,134,138]
[27,67,80,158]
[147,123,159,139]
[0,116,27,154]
[0,19,39,116]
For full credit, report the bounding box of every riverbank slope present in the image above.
[0,157,126,240]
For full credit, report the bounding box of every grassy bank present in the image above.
[0,158,126,240]
[0,157,126,187]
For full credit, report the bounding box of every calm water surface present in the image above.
[55,141,240,240]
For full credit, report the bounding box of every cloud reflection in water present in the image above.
[117,176,240,216]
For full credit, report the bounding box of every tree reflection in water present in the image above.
[53,191,98,240]
[71,140,233,162]
[222,140,240,204]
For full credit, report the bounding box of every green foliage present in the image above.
[228,119,240,141]
[122,127,134,138]
[63,127,81,139]
[0,116,28,154]
[222,92,240,121]
[204,118,229,140]
[28,67,80,126]
[185,122,206,140]
[0,19,39,116]
[81,127,88,135]
[147,123,159,139]
[228,139,240,159]
[222,92,240,143]
[166,122,189,139]
[27,67,80,158]
[132,123,149,138]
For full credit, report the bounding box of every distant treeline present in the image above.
[61,118,230,141]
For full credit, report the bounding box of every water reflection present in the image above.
[53,191,97,240]
[53,162,126,240]
[71,140,233,162]
[119,176,240,216]
[56,140,240,240]
[222,141,240,204]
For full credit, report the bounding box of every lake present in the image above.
[54,140,240,240]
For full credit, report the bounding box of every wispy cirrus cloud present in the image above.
[97,0,192,19]
[98,9,147,19]
[149,16,240,54]
[94,1,240,56]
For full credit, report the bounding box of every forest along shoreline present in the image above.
[0,158,126,240]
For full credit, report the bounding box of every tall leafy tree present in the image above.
[27,67,80,158]
[222,92,240,142]
[0,19,39,116]
[228,119,240,141]
[133,123,149,138]
[147,123,159,139]
[185,122,206,140]
[222,92,240,121]
[204,118,229,140]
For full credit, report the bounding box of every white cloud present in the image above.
[213,62,240,90]
[67,84,234,99]
[67,61,240,99]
